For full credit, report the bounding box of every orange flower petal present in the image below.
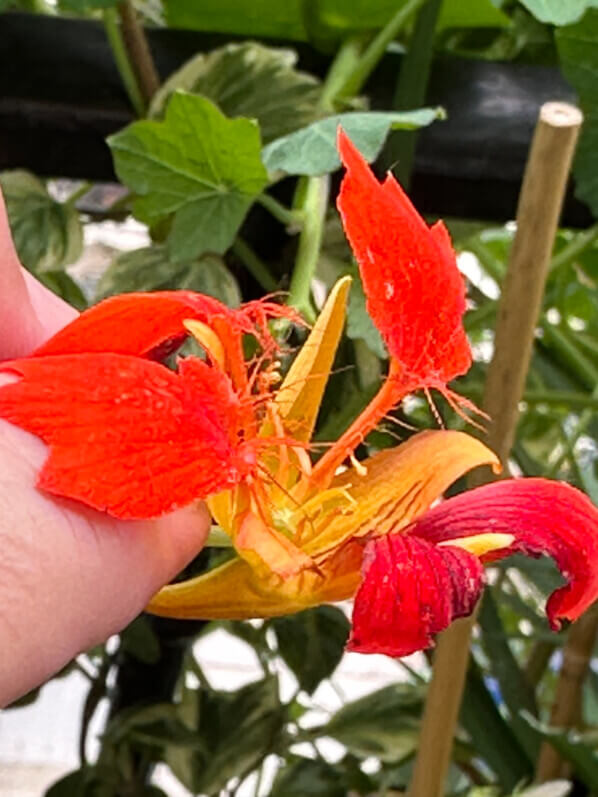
[336,128,471,391]
[303,429,499,559]
[0,354,251,517]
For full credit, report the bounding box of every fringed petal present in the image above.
[348,533,484,656]
[0,354,252,517]
[336,128,471,390]
[408,478,598,629]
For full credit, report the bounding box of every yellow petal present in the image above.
[147,540,364,620]
[274,276,351,442]
[234,509,315,579]
[303,429,500,559]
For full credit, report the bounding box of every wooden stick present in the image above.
[407,101,583,797]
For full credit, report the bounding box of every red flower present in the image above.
[1,131,597,659]
[349,479,598,657]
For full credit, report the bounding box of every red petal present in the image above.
[336,128,472,390]
[34,291,240,360]
[348,533,484,656]
[0,354,253,518]
[408,478,598,629]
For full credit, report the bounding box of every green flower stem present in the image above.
[103,9,146,118]
[287,174,330,321]
[257,193,304,228]
[385,0,443,187]
[338,0,427,99]
[549,222,598,273]
[232,237,278,293]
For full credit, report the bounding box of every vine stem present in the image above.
[232,238,278,293]
[103,9,146,117]
[338,0,427,99]
[117,0,160,104]
[287,175,330,321]
[407,101,583,797]
[288,4,419,320]
[257,193,304,229]
[384,0,443,187]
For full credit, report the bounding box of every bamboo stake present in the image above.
[407,101,583,797]
[536,605,598,780]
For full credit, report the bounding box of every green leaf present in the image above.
[38,270,88,311]
[518,0,598,25]
[119,616,161,665]
[95,245,241,307]
[271,606,350,694]
[0,170,83,273]
[271,757,345,797]
[150,43,320,144]
[165,0,307,40]
[45,768,98,797]
[108,92,268,261]
[164,0,508,41]
[556,13,598,218]
[262,109,444,176]
[169,677,286,794]
[478,590,541,761]
[461,662,533,789]
[321,683,424,762]
[521,712,598,788]
[439,0,511,29]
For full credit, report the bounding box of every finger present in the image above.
[0,189,77,359]
[0,423,211,705]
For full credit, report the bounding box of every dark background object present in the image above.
[0,13,591,225]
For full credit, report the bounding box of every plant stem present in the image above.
[319,35,365,112]
[117,0,160,105]
[103,9,146,117]
[287,175,330,321]
[232,238,278,293]
[338,0,427,99]
[257,193,304,228]
[384,0,443,187]
[408,102,583,797]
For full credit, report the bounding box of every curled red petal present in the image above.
[34,291,239,359]
[336,128,472,390]
[408,478,598,629]
[0,354,254,518]
[348,533,484,657]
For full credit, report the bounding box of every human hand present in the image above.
[0,192,210,706]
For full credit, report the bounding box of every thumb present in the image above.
[0,189,46,357]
